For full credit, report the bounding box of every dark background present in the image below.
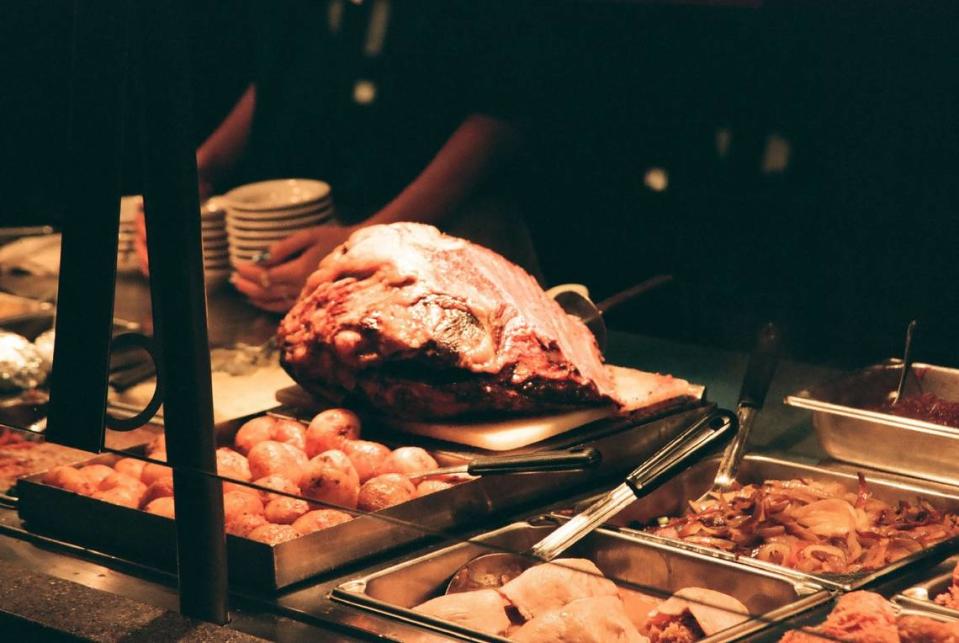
[2,1,958,368]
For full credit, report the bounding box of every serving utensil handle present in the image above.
[625,409,737,494]
[529,409,736,561]
[712,322,780,490]
[467,447,601,475]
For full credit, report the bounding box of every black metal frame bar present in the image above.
[132,0,228,624]
[46,1,126,453]
[46,0,228,623]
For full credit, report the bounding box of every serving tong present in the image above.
[445,408,736,594]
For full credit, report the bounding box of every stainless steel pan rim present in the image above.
[894,556,959,621]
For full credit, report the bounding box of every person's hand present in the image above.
[231,224,356,313]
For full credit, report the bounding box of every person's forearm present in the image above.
[366,113,519,227]
[196,84,256,188]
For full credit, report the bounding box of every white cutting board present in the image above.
[275,366,702,451]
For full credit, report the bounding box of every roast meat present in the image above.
[278,223,686,420]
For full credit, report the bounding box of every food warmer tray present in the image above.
[785,359,959,487]
[895,555,959,619]
[331,516,831,643]
[571,454,959,592]
[17,400,710,591]
[747,596,958,642]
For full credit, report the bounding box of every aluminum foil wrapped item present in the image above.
[0,331,48,392]
[34,329,55,370]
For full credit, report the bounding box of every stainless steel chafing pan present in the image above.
[751,597,959,642]
[896,556,959,619]
[18,403,710,591]
[786,359,959,486]
[586,454,959,591]
[331,517,830,643]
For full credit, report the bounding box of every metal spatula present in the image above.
[445,408,736,594]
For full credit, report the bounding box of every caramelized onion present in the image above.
[649,476,959,574]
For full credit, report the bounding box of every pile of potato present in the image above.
[41,409,460,545]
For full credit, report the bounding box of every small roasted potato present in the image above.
[216,447,252,481]
[357,474,417,512]
[226,512,268,537]
[78,464,115,486]
[141,478,176,507]
[251,475,301,504]
[235,416,308,456]
[99,472,147,505]
[340,440,390,483]
[42,466,97,495]
[222,490,264,523]
[92,486,140,508]
[144,496,176,518]
[313,449,358,477]
[375,447,438,477]
[222,481,261,499]
[416,479,454,496]
[247,441,308,484]
[271,418,307,452]
[292,509,353,535]
[233,416,275,455]
[247,523,300,545]
[264,497,312,524]
[305,408,361,457]
[114,457,147,480]
[300,453,360,509]
[141,462,173,486]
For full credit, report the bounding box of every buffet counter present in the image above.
[8,269,956,642]
[0,266,843,641]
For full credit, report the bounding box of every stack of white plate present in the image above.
[222,179,333,268]
[117,195,142,272]
[201,200,230,287]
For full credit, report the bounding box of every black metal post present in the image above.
[132,0,228,623]
[46,1,127,452]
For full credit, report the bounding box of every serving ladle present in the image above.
[550,275,673,352]
[445,408,736,594]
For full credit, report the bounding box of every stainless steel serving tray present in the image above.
[584,454,959,591]
[751,597,958,642]
[895,556,959,618]
[785,359,959,486]
[331,517,831,643]
[18,401,710,591]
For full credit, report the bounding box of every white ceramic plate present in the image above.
[223,179,331,212]
[226,201,332,223]
[226,208,333,231]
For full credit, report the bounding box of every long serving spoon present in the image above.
[890,319,919,405]
[700,322,780,498]
[445,408,737,594]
